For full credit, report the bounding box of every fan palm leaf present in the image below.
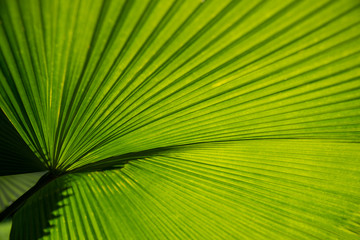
[0,0,359,239]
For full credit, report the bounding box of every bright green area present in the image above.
[0,0,359,239]
[11,140,360,239]
[1,0,359,172]
[0,220,11,240]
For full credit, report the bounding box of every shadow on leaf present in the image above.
[9,174,73,240]
[0,109,45,175]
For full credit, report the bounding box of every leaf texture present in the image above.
[0,0,359,171]
[0,0,359,239]
[11,140,360,239]
[0,109,45,175]
[0,172,45,213]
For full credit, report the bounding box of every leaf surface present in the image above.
[11,140,360,239]
[0,0,359,171]
[0,0,359,239]
[0,172,45,213]
[0,109,45,175]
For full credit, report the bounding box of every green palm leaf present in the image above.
[0,172,45,213]
[0,220,11,240]
[11,141,360,239]
[0,0,359,239]
[0,109,45,175]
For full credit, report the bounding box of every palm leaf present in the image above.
[0,109,45,175]
[11,141,360,239]
[0,172,45,213]
[0,220,11,240]
[0,172,45,240]
[0,0,359,239]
